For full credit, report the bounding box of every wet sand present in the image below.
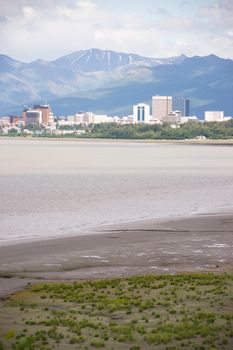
[0,211,233,298]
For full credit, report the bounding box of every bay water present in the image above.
[0,139,233,244]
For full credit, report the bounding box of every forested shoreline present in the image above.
[1,120,233,140]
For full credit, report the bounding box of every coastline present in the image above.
[1,210,233,298]
[1,136,233,145]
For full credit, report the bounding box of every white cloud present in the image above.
[219,0,233,11]
[22,7,35,19]
[0,0,232,61]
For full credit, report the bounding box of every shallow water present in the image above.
[0,139,233,244]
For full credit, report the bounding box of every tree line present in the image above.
[84,120,233,140]
[1,120,233,139]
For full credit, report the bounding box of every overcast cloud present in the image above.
[0,0,232,61]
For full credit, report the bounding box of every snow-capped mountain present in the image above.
[0,49,232,117]
[52,48,186,72]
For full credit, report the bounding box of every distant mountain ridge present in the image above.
[0,49,232,117]
[53,48,186,72]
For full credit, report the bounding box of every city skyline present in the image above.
[0,0,233,61]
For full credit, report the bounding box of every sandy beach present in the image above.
[1,210,232,298]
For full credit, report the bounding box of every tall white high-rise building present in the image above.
[133,103,151,123]
[152,96,172,121]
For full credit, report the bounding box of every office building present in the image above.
[173,97,190,116]
[74,113,84,124]
[22,107,29,122]
[152,96,172,121]
[26,110,42,125]
[10,115,22,124]
[82,112,95,124]
[33,104,50,124]
[49,112,55,124]
[163,111,182,124]
[205,111,224,122]
[133,103,151,123]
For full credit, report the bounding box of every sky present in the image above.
[0,0,233,62]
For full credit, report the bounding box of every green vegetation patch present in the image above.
[0,273,233,349]
[84,120,233,140]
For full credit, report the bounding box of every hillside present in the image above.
[0,49,232,117]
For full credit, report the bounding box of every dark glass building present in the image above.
[173,97,190,116]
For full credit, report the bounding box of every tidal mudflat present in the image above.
[0,211,233,297]
[1,139,233,349]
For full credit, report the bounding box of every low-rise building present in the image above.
[75,113,85,124]
[67,115,76,123]
[94,115,114,123]
[10,115,22,124]
[57,119,72,127]
[180,116,199,123]
[0,117,10,127]
[163,111,182,124]
[205,111,224,122]
[223,116,232,121]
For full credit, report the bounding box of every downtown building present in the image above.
[204,111,224,122]
[152,96,172,122]
[25,110,42,125]
[163,111,182,124]
[173,97,190,116]
[33,104,51,124]
[22,104,54,125]
[133,103,151,123]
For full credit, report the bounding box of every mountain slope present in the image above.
[0,54,26,73]
[47,54,233,116]
[0,50,232,117]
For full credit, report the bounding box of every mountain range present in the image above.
[0,48,233,117]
